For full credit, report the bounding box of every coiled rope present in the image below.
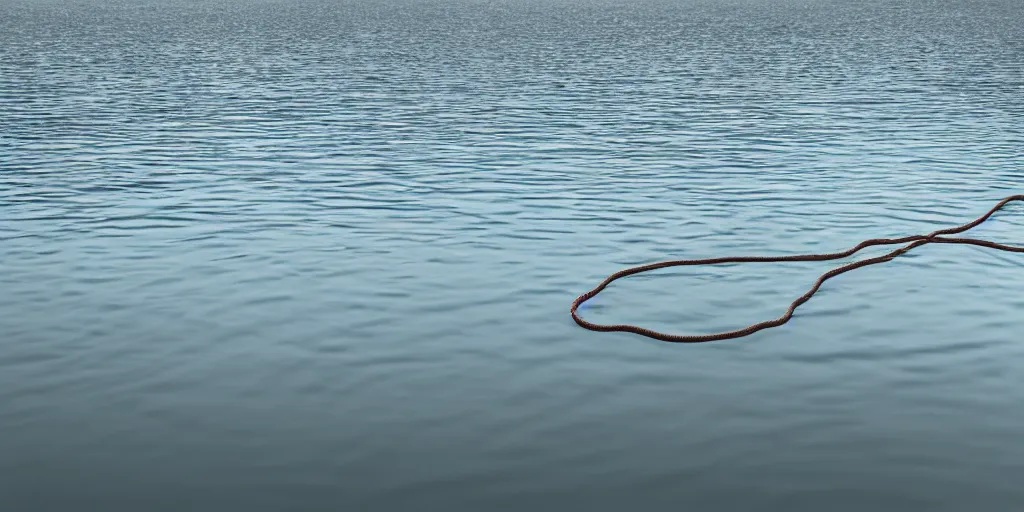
[571,194,1024,343]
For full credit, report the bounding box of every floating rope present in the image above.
[571,194,1024,343]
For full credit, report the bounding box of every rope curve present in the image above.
[571,194,1024,343]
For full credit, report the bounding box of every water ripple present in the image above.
[2,0,1024,509]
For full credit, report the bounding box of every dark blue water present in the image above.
[2,0,1024,509]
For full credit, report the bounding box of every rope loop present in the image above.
[571,195,1024,343]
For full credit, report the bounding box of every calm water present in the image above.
[2,0,1024,509]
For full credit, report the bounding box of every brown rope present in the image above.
[571,194,1024,343]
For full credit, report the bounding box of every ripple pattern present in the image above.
[2,0,1024,510]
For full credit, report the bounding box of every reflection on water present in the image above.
[2,0,1023,509]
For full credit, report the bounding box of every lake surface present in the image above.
[2,0,1023,509]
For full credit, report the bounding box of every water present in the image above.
[2,0,1023,509]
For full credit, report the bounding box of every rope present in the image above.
[571,194,1024,343]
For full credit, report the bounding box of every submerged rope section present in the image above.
[571,195,1024,343]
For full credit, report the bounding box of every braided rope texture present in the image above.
[571,195,1024,343]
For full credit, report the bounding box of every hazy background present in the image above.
[2,0,1023,509]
